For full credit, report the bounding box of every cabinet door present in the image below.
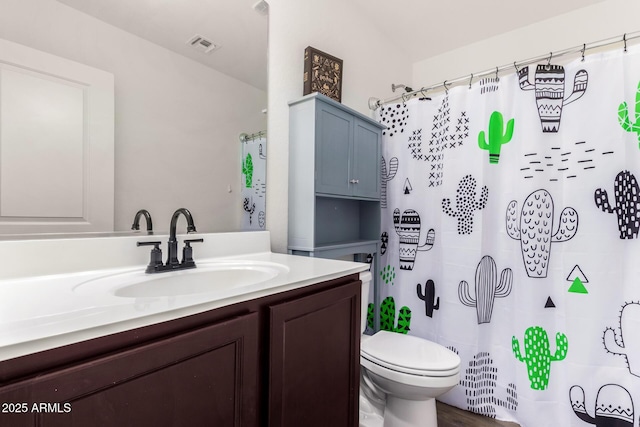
[352,119,381,199]
[0,313,259,427]
[315,102,353,197]
[269,280,361,427]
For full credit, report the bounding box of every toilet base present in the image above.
[359,384,384,427]
[359,400,384,427]
[383,396,437,427]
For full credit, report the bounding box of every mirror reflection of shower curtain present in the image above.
[241,135,266,230]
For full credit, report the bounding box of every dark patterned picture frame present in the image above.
[303,46,343,102]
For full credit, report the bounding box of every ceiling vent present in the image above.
[253,0,269,16]
[186,34,220,54]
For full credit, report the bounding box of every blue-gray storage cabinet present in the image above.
[288,93,383,330]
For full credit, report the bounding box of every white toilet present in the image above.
[359,272,461,427]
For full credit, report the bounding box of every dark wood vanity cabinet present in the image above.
[269,281,361,427]
[0,274,361,427]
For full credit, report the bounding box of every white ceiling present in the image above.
[56,0,269,91]
[56,0,605,92]
[353,0,606,62]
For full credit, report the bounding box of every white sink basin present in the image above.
[72,261,289,298]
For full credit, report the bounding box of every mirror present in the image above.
[0,0,268,238]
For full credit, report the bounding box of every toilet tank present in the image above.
[359,271,372,334]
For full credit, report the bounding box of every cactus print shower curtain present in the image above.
[240,135,266,230]
[376,45,640,427]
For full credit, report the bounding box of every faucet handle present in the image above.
[137,241,163,273]
[182,238,203,267]
[184,238,204,244]
[137,240,162,248]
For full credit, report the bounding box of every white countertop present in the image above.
[0,231,369,362]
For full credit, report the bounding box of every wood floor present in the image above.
[437,402,520,427]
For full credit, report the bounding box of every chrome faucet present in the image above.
[131,209,153,232]
[137,208,203,273]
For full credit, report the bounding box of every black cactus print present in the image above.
[506,189,578,278]
[243,197,255,225]
[458,255,512,324]
[603,302,640,377]
[570,384,634,426]
[460,352,518,418]
[407,129,423,159]
[379,103,409,137]
[416,279,439,317]
[380,232,389,255]
[393,208,435,270]
[594,170,640,239]
[406,96,469,187]
[381,156,398,209]
[442,175,489,234]
[518,64,588,133]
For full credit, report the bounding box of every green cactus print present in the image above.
[395,306,412,334]
[380,265,396,285]
[512,326,568,390]
[367,303,375,330]
[478,111,514,164]
[379,296,412,334]
[618,80,640,148]
[242,153,254,188]
[367,297,412,334]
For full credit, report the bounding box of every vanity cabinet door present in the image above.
[0,312,259,427]
[268,279,361,427]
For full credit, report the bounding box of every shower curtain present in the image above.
[240,134,267,230]
[376,45,640,426]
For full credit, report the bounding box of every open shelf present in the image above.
[314,197,380,248]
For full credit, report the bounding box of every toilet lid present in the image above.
[361,331,460,374]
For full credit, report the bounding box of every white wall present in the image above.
[266,0,412,253]
[412,0,640,91]
[0,0,267,233]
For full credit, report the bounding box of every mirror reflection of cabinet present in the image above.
[0,38,114,234]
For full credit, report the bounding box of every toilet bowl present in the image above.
[359,272,460,427]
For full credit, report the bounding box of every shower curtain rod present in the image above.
[239,130,267,143]
[369,30,640,110]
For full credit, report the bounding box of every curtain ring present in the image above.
[443,80,449,94]
[624,33,628,52]
[581,43,586,62]
[495,67,499,82]
[513,62,520,73]
[468,74,473,90]
[401,92,409,104]
[544,52,553,70]
[420,87,429,97]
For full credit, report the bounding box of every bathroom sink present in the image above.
[72,261,289,298]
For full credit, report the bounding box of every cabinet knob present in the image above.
[349,179,360,184]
